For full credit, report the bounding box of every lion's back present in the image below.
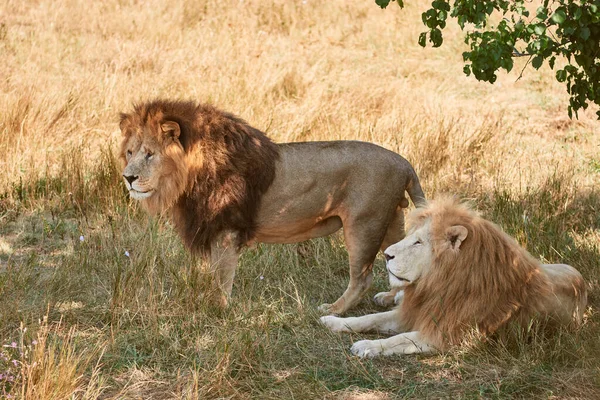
[277,141,416,192]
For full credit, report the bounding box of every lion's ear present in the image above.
[119,113,131,134]
[161,121,181,139]
[446,225,468,250]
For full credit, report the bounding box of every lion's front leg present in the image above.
[351,331,435,358]
[320,310,403,334]
[209,231,240,307]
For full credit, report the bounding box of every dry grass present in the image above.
[1,0,599,398]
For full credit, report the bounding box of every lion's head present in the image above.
[119,101,192,213]
[384,220,468,287]
[387,196,552,349]
[119,99,279,253]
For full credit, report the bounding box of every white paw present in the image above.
[373,290,405,306]
[351,339,382,358]
[394,290,405,304]
[373,291,393,306]
[320,315,345,332]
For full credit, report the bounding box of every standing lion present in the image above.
[119,99,425,314]
[321,197,587,357]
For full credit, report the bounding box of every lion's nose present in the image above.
[384,253,395,262]
[123,174,139,185]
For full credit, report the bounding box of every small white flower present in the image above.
[124,251,130,257]
[79,235,84,242]
[259,275,264,280]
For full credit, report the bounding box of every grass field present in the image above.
[1,0,599,398]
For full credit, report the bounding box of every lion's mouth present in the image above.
[387,266,410,283]
[129,189,155,199]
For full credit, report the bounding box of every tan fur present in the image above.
[321,197,587,357]
[119,99,426,314]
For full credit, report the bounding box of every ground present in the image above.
[0,0,599,398]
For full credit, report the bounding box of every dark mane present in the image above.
[122,99,280,254]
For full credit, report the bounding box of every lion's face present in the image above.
[384,219,468,288]
[120,116,188,212]
[384,221,434,287]
[121,134,163,200]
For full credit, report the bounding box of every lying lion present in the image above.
[321,197,587,357]
[119,99,425,314]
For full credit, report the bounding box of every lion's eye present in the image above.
[145,151,154,160]
[413,239,422,245]
[126,150,132,158]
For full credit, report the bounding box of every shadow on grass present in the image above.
[1,156,599,398]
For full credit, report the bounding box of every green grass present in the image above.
[1,145,599,399]
[1,0,599,397]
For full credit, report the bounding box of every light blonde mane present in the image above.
[400,197,551,349]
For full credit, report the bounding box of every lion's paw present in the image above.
[318,303,341,315]
[394,290,405,304]
[351,340,383,358]
[374,290,405,307]
[319,315,345,332]
[373,291,395,307]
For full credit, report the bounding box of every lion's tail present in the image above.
[405,167,427,208]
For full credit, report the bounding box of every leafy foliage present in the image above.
[377,0,600,118]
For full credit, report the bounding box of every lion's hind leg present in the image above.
[318,217,387,314]
[380,206,406,252]
[375,206,406,307]
[541,263,588,324]
[351,331,435,358]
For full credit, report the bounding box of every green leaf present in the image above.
[534,24,546,35]
[432,0,450,12]
[375,0,391,9]
[430,28,443,47]
[397,0,404,8]
[532,55,543,69]
[536,6,548,20]
[556,69,567,82]
[418,32,427,47]
[580,27,590,40]
[551,9,567,25]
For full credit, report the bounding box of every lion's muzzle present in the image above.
[123,174,138,186]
